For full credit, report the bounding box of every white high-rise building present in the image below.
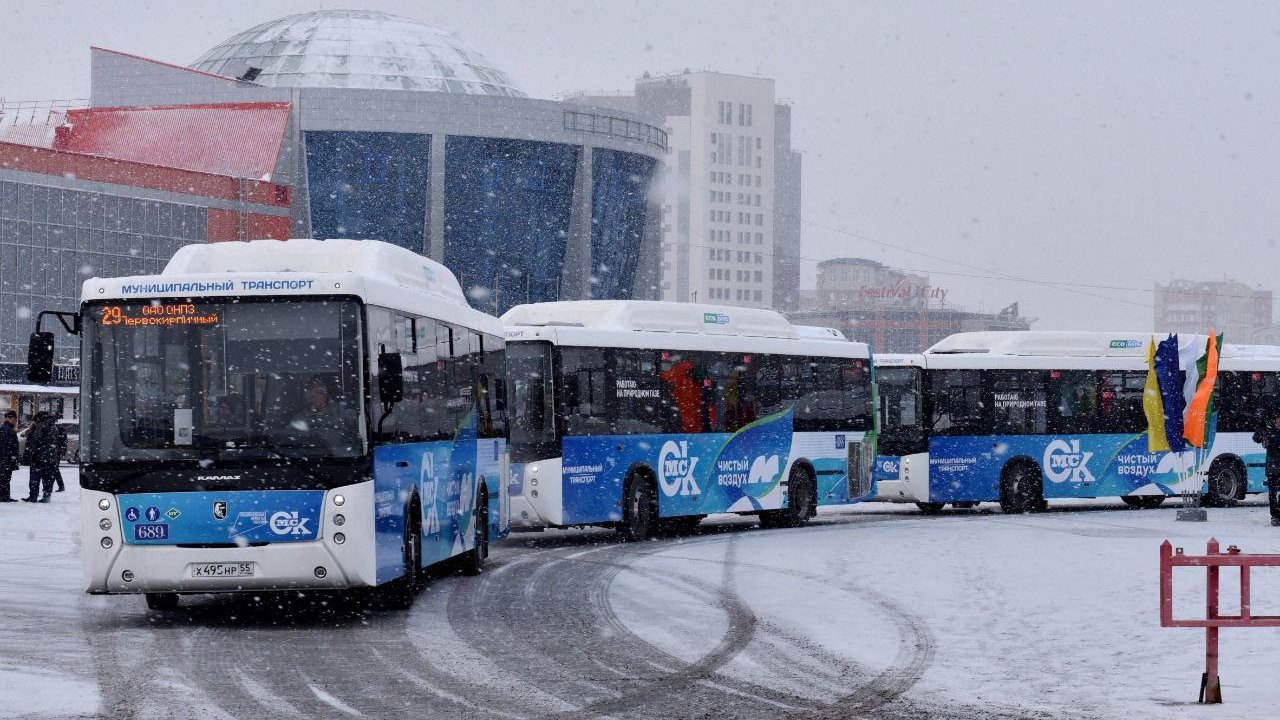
[575,71,799,309]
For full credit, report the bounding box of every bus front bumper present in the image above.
[81,485,377,595]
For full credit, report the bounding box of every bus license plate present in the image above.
[189,562,255,578]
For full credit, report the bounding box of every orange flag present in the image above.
[1183,331,1220,448]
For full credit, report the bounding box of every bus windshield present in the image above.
[84,298,365,461]
[877,366,925,455]
[506,341,557,461]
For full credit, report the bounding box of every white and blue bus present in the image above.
[501,301,877,539]
[36,239,507,610]
[875,331,1280,513]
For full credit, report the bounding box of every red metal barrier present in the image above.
[1159,538,1280,703]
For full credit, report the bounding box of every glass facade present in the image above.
[0,179,206,369]
[304,131,430,253]
[590,149,657,300]
[444,136,580,315]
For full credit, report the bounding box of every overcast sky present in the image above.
[2,0,1277,331]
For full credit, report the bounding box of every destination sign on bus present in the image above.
[99,303,221,328]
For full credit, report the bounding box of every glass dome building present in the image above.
[86,10,666,314]
[189,10,526,96]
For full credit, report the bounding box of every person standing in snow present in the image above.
[1254,400,1280,526]
[22,412,60,503]
[0,410,18,502]
[52,419,67,492]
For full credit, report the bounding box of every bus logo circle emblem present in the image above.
[1043,439,1095,484]
[212,501,228,521]
[657,440,701,497]
[269,511,311,536]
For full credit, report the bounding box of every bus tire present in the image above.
[762,465,815,528]
[1121,495,1166,509]
[620,472,657,542]
[952,502,978,509]
[460,486,489,576]
[1000,461,1044,514]
[916,502,945,515]
[144,592,179,611]
[382,498,422,610]
[1202,460,1243,508]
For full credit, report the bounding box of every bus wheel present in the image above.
[952,502,978,509]
[382,502,422,610]
[620,473,657,542]
[144,593,179,611]
[1120,495,1165,509]
[1000,463,1043,514]
[1202,462,1242,508]
[460,487,489,576]
[916,502,945,515]
[762,466,815,528]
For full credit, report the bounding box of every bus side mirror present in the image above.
[27,332,55,384]
[378,352,404,405]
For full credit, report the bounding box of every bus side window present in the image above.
[561,347,612,435]
[1098,371,1146,433]
[989,370,1046,435]
[928,370,983,435]
[613,349,665,435]
[1048,371,1098,435]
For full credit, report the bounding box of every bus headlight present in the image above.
[98,498,111,511]
[101,537,113,549]
[333,533,346,545]
[333,494,345,507]
[333,514,345,527]
[314,566,327,579]
[99,518,112,531]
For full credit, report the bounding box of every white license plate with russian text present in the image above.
[189,562,255,578]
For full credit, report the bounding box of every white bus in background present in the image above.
[33,239,508,610]
[502,301,878,539]
[880,331,1280,513]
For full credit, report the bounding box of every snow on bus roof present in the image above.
[925,331,1206,357]
[158,239,466,304]
[793,325,847,341]
[83,239,497,334]
[502,300,800,339]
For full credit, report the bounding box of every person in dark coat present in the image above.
[22,412,60,503]
[52,419,66,492]
[1253,399,1280,526]
[0,410,18,502]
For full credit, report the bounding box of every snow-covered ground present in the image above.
[613,501,1280,719]
[2,467,1278,719]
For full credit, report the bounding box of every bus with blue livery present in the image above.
[501,301,877,539]
[33,239,507,610]
[882,331,1280,513]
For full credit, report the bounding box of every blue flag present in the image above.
[1154,334,1185,453]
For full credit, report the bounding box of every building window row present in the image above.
[738,173,762,187]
